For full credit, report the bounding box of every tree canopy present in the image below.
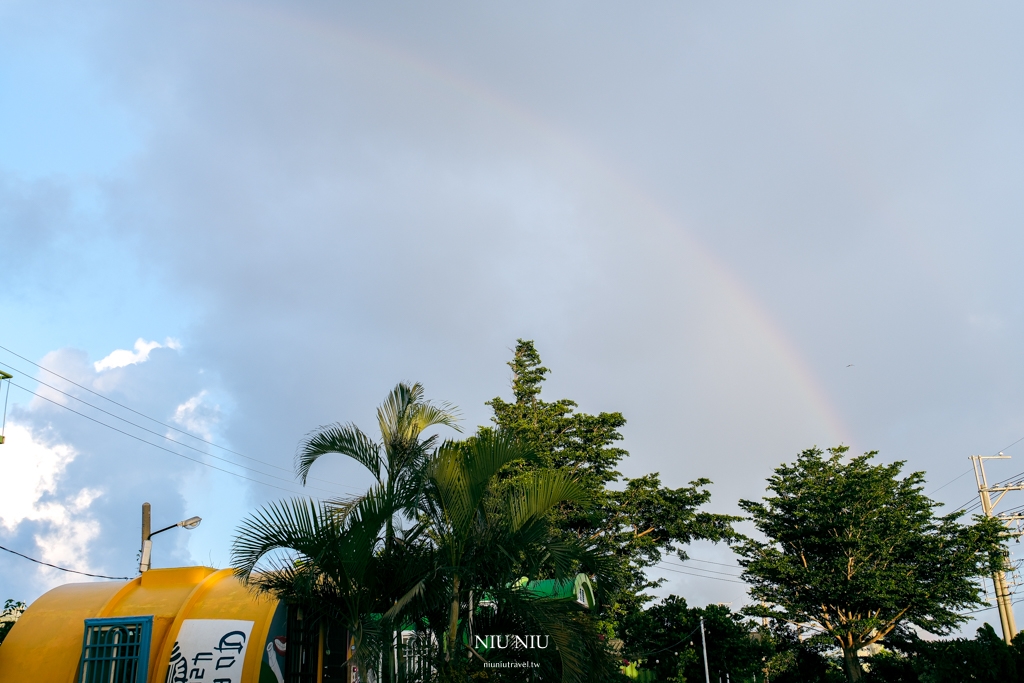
[736,446,1005,682]
[234,383,614,683]
[487,340,739,632]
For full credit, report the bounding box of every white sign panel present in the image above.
[166,619,255,683]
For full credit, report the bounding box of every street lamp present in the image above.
[139,502,202,573]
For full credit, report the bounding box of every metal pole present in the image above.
[972,456,1018,644]
[700,617,710,683]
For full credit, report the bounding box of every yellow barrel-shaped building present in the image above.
[0,566,345,683]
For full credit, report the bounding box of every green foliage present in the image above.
[235,383,617,683]
[0,599,25,645]
[737,446,1006,682]
[918,623,1021,682]
[619,597,772,683]
[861,623,1024,683]
[487,340,739,625]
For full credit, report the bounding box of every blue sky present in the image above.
[3,0,1024,636]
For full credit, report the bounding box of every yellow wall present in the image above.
[0,567,281,683]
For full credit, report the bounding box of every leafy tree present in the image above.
[234,385,615,683]
[487,340,739,625]
[0,599,25,645]
[619,596,772,683]
[295,381,460,549]
[232,488,404,678]
[865,622,1024,683]
[290,382,460,681]
[737,447,1005,683]
[418,431,612,681]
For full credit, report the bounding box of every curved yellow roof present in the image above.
[0,567,283,683]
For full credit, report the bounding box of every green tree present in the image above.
[232,487,404,678]
[865,622,1024,683]
[737,446,1005,683]
[234,387,615,683]
[419,430,609,681]
[290,382,460,682]
[487,340,738,625]
[0,599,25,645]
[295,382,461,549]
[619,597,773,683]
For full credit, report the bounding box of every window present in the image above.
[284,606,351,683]
[285,606,318,683]
[78,616,153,683]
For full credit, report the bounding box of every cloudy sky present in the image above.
[2,1,1024,633]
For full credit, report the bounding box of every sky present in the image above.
[2,0,1024,636]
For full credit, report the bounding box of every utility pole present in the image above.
[141,502,152,572]
[138,502,201,573]
[0,369,12,445]
[971,454,1023,644]
[700,617,710,683]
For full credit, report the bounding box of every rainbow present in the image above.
[225,2,850,446]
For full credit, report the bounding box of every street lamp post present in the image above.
[139,502,202,573]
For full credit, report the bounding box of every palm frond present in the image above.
[378,382,461,445]
[231,498,332,578]
[295,422,382,484]
[505,470,592,532]
[377,382,423,443]
[406,401,462,435]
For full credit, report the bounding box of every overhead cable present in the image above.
[0,543,131,580]
[8,381,325,497]
[1,370,358,494]
[929,468,973,495]
[0,355,360,493]
[655,562,749,585]
[660,559,744,578]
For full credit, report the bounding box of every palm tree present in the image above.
[295,382,460,548]
[231,488,398,678]
[403,430,620,682]
[234,386,612,683]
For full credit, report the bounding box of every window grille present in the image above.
[78,616,153,683]
[285,605,318,683]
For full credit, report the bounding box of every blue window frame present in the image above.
[78,616,153,683]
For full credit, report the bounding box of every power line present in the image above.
[998,435,1024,456]
[0,543,131,580]
[3,372,358,496]
[961,598,1024,617]
[628,623,703,659]
[953,496,983,514]
[975,438,1024,489]
[0,356,360,493]
[8,381,323,497]
[659,565,749,585]
[0,344,251,454]
[677,557,744,571]
[661,559,744,578]
[930,468,972,495]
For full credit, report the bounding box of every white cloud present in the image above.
[94,337,181,372]
[33,488,102,584]
[171,391,221,441]
[0,422,102,581]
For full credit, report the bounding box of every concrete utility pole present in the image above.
[141,502,152,572]
[700,617,710,683]
[971,455,1024,644]
[138,502,201,573]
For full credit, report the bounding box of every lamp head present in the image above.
[180,516,202,530]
